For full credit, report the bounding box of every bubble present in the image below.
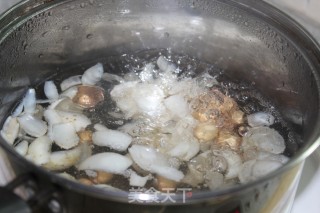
[86,34,93,39]
[62,25,70,30]
[42,31,49,37]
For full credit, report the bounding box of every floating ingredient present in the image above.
[92,129,132,151]
[26,136,52,165]
[51,122,79,149]
[129,170,150,187]
[72,85,104,109]
[14,140,29,156]
[43,146,82,171]
[60,75,82,91]
[81,63,104,85]
[17,114,47,137]
[78,152,133,174]
[93,171,114,184]
[44,81,59,100]
[247,112,275,127]
[0,116,19,145]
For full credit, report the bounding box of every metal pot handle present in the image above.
[0,173,63,213]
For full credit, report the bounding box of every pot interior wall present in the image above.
[0,0,319,167]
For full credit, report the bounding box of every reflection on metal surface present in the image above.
[0,1,20,14]
[292,148,320,213]
[0,148,14,186]
[0,0,320,212]
[265,0,320,41]
[260,162,304,213]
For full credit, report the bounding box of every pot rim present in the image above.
[0,0,320,204]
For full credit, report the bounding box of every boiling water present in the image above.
[9,49,298,192]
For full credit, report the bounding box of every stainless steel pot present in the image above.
[0,0,320,212]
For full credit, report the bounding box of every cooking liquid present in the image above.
[25,49,298,192]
